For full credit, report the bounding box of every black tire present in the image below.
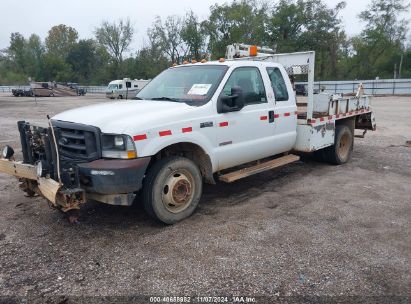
[118,95,123,99]
[142,156,203,224]
[322,125,353,165]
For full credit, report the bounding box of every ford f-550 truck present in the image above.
[0,44,376,224]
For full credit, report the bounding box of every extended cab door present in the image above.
[214,65,296,170]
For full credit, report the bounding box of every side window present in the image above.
[119,84,123,89]
[267,68,289,101]
[222,67,267,105]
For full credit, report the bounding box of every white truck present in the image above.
[0,44,376,224]
[105,78,149,99]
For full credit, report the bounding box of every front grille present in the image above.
[53,121,101,161]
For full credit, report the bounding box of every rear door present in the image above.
[266,66,297,145]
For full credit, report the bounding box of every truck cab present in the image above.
[0,45,376,224]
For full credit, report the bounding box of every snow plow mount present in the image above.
[0,158,85,211]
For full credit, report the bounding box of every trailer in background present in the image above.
[105,78,150,99]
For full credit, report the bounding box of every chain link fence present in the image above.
[2,78,411,95]
[295,79,411,95]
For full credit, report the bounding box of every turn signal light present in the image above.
[127,151,137,159]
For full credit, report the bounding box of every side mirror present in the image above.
[217,86,244,113]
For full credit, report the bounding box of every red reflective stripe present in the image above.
[133,134,147,141]
[260,116,268,121]
[274,114,280,118]
[219,121,228,127]
[308,119,316,124]
[284,112,291,117]
[320,117,325,122]
[182,127,192,133]
[159,130,172,137]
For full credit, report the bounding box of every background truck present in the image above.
[0,44,376,224]
[105,78,149,99]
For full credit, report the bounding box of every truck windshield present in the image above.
[136,65,228,106]
[107,84,118,91]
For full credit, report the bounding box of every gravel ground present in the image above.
[0,93,410,303]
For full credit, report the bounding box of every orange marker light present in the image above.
[172,63,177,67]
[249,45,258,56]
[219,58,225,63]
[183,60,188,64]
[191,60,197,64]
[201,59,207,63]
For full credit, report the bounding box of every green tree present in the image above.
[180,11,206,61]
[268,0,347,79]
[202,0,269,59]
[148,15,187,63]
[45,24,78,59]
[348,0,409,79]
[95,19,134,77]
[67,39,99,83]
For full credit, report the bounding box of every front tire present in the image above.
[142,156,203,224]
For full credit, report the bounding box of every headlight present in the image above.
[114,135,124,147]
[101,134,137,159]
[36,160,49,177]
[2,145,14,159]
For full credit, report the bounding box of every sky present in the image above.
[0,0,379,52]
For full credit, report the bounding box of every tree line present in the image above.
[0,0,409,85]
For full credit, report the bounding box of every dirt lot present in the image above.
[0,93,410,303]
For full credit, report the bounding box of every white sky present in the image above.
[0,0,392,53]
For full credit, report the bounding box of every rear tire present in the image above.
[142,156,203,224]
[322,125,353,164]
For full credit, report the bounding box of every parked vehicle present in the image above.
[30,82,83,97]
[105,78,149,99]
[67,83,86,96]
[12,88,33,97]
[0,44,376,224]
[295,84,308,96]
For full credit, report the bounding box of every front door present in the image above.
[215,65,297,171]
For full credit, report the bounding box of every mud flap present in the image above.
[355,112,376,131]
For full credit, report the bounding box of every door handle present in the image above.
[269,110,275,123]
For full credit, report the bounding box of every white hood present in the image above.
[52,100,193,134]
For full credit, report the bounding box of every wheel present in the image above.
[322,125,353,164]
[118,95,123,99]
[142,156,203,224]
[49,92,54,97]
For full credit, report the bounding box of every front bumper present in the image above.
[77,157,151,194]
[0,156,151,210]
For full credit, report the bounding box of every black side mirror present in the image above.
[217,86,244,113]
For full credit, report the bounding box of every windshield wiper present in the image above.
[150,97,180,102]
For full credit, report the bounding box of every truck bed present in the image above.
[293,94,374,152]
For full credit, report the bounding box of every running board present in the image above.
[219,154,300,183]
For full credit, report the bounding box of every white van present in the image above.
[105,78,149,99]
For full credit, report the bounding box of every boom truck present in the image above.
[0,44,376,224]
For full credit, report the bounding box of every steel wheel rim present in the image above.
[338,132,350,160]
[161,169,195,213]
